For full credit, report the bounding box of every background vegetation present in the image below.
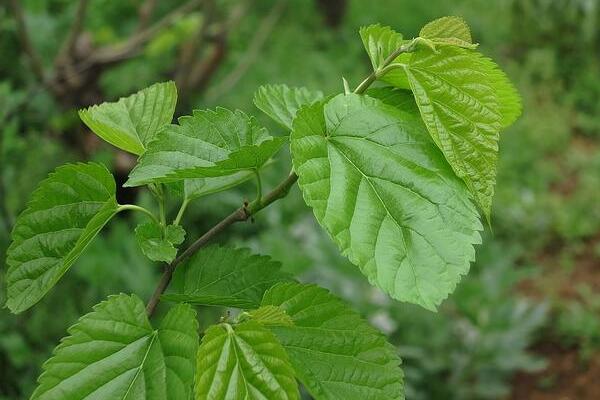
[1,0,599,399]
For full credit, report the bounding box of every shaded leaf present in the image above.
[290,95,481,310]
[262,282,405,400]
[126,108,282,187]
[31,294,198,400]
[79,81,177,155]
[6,163,118,313]
[196,321,299,400]
[254,84,324,130]
[163,245,292,308]
[135,222,185,263]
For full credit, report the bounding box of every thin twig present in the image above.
[9,0,46,83]
[146,171,299,316]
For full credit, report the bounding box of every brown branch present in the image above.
[205,0,286,101]
[9,0,46,83]
[136,0,157,32]
[174,0,215,89]
[146,171,299,316]
[56,0,89,63]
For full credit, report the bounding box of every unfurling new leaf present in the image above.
[135,222,185,262]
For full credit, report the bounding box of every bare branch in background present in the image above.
[175,0,216,92]
[55,0,89,64]
[206,0,286,101]
[8,0,46,83]
[136,0,157,32]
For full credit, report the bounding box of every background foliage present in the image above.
[1,0,599,399]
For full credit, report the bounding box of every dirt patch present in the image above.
[510,343,600,400]
[518,235,600,301]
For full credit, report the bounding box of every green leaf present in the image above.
[253,84,324,130]
[402,46,505,218]
[359,24,404,70]
[79,81,177,155]
[135,222,185,262]
[359,24,411,89]
[31,294,198,400]
[261,283,405,400]
[419,16,478,49]
[247,305,294,327]
[365,87,419,114]
[126,108,283,187]
[6,163,119,313]
[163,245,292,308]
[196,321,299,400]
[290,95,481,310]
[482,59,522,128]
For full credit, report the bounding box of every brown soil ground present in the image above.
[510,237,600,399]
[510,343,600,400]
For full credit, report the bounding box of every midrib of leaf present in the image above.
[326,139,427,304]
[122,330,159,400]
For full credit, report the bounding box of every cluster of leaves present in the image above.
[3,16,521,399]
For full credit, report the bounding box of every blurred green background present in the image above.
[1,0,599,399]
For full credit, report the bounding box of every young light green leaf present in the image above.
[247,305,294,327]
[359,24,411,88]
[196,321,299,400]
[290,95,482,310]
[402,46,504,219]
[6,162,119,313]
[359,24,404,70]
[126,108,283,186]
[163,245,292,308]
[261,282,405,400]
[254,84,324,130]
[135,222,185,263]
[31,294,198,400]
[482,58,523,128]
[79,81,177,155]
[419,16,478,49]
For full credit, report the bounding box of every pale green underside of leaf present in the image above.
[163,245,292,309]
[402,46,506,219]
[126,107,281,188]
[290,95,482,310]
[135,222,185,263]
[261,283,405,400]
[79,81,177,155]
[419,16,478,49]
[359,24,404,70]
[6,163,118,313]
[31,294,198,400]
[254,84,324,130]
[196,321,299,400]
